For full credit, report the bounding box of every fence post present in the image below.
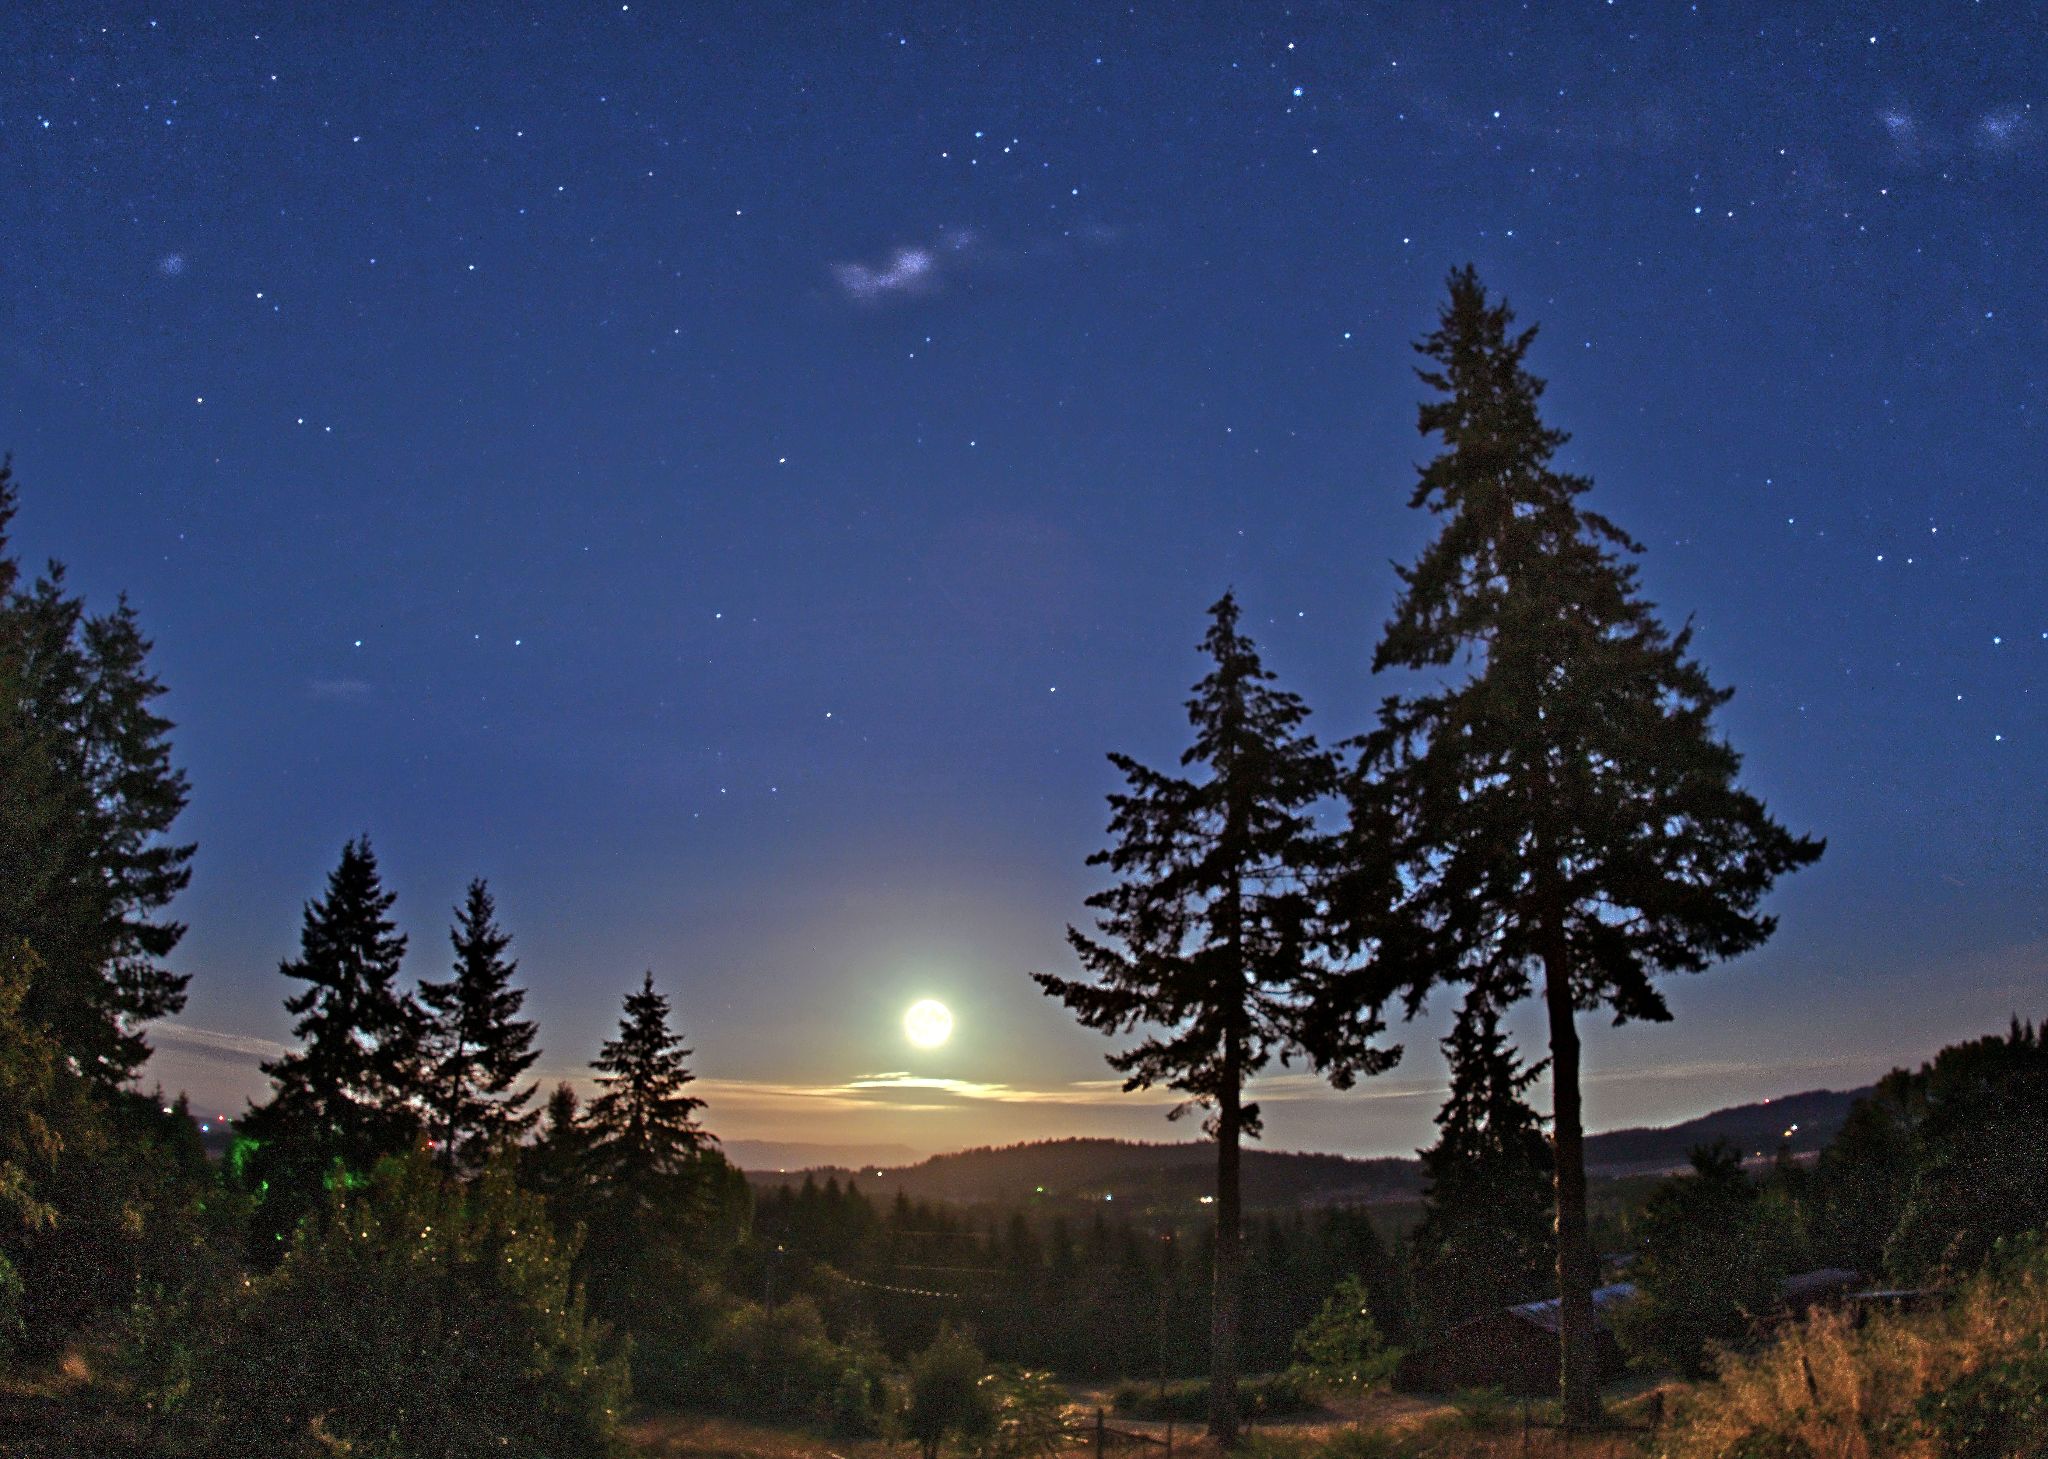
[1164,1416,1173,1459]
[1094,1407,1105,1459]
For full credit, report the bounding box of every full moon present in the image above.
[903,999,954,1048]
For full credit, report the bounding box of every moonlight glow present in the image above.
[903,999,954,1048]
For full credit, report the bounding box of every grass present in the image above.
[628,1380,1656,1459]
[0,1338,157,1458]
[1652,1238,2048,1458]
[1112,1372,1323,1422]
[624,1410,906,1459]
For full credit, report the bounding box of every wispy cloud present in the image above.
[151,1021,288,1063]
[828,223,1118,306]
[693,1070,1169,1115]
[1977,105,2031,152]
[1579,1054,1869,1088]
[309,677,373,700]
[831,230,975,302]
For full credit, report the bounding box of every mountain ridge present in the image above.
[739,1085,1873,1207]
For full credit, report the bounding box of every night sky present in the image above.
[4,2,2042,1163]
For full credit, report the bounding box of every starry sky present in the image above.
[3,2,2042,1163]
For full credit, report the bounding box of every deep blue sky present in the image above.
[3,2,2041,1160]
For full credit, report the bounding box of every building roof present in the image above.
[1780,1267,1860,1298]
[1505,1283,1638,1334]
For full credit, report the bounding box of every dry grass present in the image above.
[623,1410,900,1459]
[623,1387,1660,1459]
[1652,1249,2048,1459]
[0,1338,155,1458]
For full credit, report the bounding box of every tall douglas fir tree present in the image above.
[1035,593,1392,1445]
[1326,269,1822,1422]
[0,459,194,1089]
[418,879,540,1171]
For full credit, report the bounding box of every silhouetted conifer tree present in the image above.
[0,461,193,1087]
[418,879,539,1170]
[587,971,712,1201]
[1035,592,1389,1444]
[239,838,422,1242]
[1324,269,1823,1421]
[520,1081,596,1224]
[1409,996,1555,1330]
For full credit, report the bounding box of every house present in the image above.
[1394,1284,1636,1397]
[1395,1268,1869,1395]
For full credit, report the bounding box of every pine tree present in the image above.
[239,838,423,1239]
[418,879,540,1171]
[1034,593,1389,1444]
[1408,996,1555,1331]
[1327,269,1822,1421]
[586,971,712,1202]
[0,461,194,1088]
[519,1082,597,1230]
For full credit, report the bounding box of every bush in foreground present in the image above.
[1657,1234,2048,1458]
[1112,1370,1321,1422]
[1291,1274,1401,1392]
[161,1152,625,1458]
[678,1293,890,1434]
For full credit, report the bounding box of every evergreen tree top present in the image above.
[1428,994,1550,1158]
[418,878,540,1166]
[589,971,712,1182]
[247,836,423,1179]
[0,459,194,1085]
[1038,594,1393,1137]
[1380,264,1645,676]
[279,837,407,1014]
[1339,268,1824,1027]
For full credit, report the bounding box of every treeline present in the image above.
[1613,1016,2048,1378]
[0,458,711,1455]
[746,1174,1408,1379]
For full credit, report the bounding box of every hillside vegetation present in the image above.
[1656,1236,2048,1458]
[740,1089,1870,1213]
[746,1138,1423,1209]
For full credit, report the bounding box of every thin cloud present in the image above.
[151,1021,288,1063]
[309,677,373,700]
[831,231,973,303]
[1977,106,2030,152]
[827,224,1116,306]
[833,247,936,300]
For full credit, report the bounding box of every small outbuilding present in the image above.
[1777,1267,1861,1321]
[1394,1284,1636,1397]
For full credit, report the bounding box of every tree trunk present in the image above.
[1541,934,1601,1427]
[1209,1042,1242,1445]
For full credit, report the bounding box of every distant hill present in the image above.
[746,1137,1424,1210]
[723,1139,922,1173]
[1581,1086,1868,1175]
[742,1086,1874,1208]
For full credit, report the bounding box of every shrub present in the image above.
[1916,1344,2048,1459]
[1445,1385,1518,1432]
[1111,1371,1320,1421]
[161,1152,624,1459]
[974,1367,1067,1459]
[1614,1142,1806,1377]
[907,1325,995,1459]
[1292,1275,1401,1391]
[682,1294,889,1430]
[1658,1234,2048,1459]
